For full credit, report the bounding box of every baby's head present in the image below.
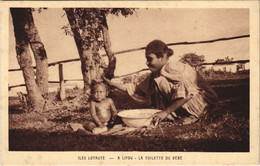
[90,81,109,102]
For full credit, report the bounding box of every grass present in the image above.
[8,77,249,151]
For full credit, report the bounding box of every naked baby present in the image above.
[86,81,117,134]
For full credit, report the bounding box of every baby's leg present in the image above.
[83,121,97,131]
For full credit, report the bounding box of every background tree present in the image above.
[101,8,135,79]
[11,8,48,111]
[180,52,205,71]
[63,8,135,93]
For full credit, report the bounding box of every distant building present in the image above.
[204,61,249,73]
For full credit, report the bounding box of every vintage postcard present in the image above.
[1,1,259,165]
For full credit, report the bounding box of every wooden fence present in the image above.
[8,34,250,90]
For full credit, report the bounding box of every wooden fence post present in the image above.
[59,64,66,100]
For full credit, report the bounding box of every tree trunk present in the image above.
[89,19,103,82]
[65,8,103,93]
[26,9,48,98]
[101,12,116,79]
[81,19,103,92]
[11,8,45,112]
[65,8,91,92]
[81,49,93,92]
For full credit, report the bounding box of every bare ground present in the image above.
[8,78,249,151]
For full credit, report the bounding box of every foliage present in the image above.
[62,8,136,52]
[109,8,136,17]
[180,52,205,72]
[31,8,48,13]
[180,52,205,67]
[215,56,234,63]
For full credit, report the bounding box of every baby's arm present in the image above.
[109,98,117,121]
[90,101,104,127]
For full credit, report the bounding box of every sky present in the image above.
[8,8,249,94]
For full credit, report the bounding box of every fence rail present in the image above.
[8,34,249,72]
[201,60,249,65]
[8,34,250,90]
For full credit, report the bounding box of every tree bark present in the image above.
[11,8,45,111]
[81,19,103,91]
[65,8,103,93]
[26,9,48,98]
[101,11,116,79]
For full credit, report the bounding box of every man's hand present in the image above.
[101,75,127,92]
[152,95,193,126]
[102,75,110,84]
[152,111,169,126]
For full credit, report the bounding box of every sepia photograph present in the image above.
[1,1,259,165]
